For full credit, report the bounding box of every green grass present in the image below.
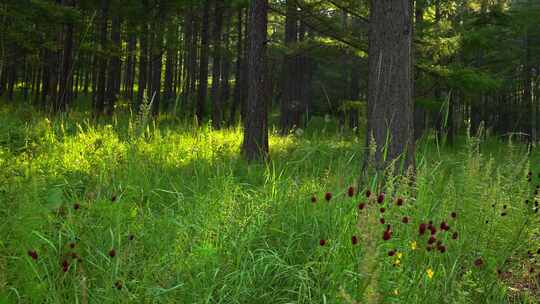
[0,101,539,303]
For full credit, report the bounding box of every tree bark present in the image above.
[106,14,121,115]
[362,0,415,181]
[94,0,108,115]
[196,0,211,123]
[211,0,225,128]
[242,0,269,161]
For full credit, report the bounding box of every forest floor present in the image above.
[1,102,540,303]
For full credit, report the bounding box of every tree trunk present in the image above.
[57,0,75,111]
[211,0,225,128]
[106,14,121,115]
[362,0,415,180]
[124,22,137,101]
[279,0,300,134]
[196,0,211,123]
[95,0,108,115]
[242,0,269,161]
[229,8,244,125]
[164,23,176,111]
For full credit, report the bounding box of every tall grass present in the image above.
[0,103,539,303]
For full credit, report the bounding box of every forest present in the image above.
[1,0,540,303]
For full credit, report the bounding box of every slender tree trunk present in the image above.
[124,22,137,101]
[164,22,176,111]
[196,0,211,123]
[362,0,415,181]
[211,0,225,128]
[230,8,244,125]
[279,0,300,134]
[149,9,164,115]
[57,0,75,111]
[106,14,121,115]
[243,0,269,161]
[220,9,232,118]
[95,0,108,115]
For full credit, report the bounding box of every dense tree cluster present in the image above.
[0,0,539,163]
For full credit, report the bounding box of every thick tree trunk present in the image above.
[196,0,211,123]
[362,0,415,180]
[242,0,269,161]
[211,0,225,128]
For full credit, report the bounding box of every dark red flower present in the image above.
[388,250,396,257]
[27,250,38,260]
[325,192,332,201]
[380,207,386,213]
[69,242,76,249]
[396,198,404,206]
[311,195,317,203]
[73,203,80,210]
[377,193,385,204]
[528,171,533,177]
[319,239,326,246]
[351,236,358,245]
[348,187,355,197]
[383,230,392,241]
[438,245,446,253]
[440,222,450,231]
[61,260,69,272]
[358,203,366,210]
[451,212,457,218]
[108,249,116,258]
[474,258,484,267]
[366,190,372,198]
[429,225,437,235]
[380,218,385,224]
[402,216,409,224]
[114,280,123,290]
[111,194,117,202]
[419,223,427,235]
[452,232,458,240]
[428,236,436,245]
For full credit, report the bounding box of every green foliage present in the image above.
[1,104,539,303]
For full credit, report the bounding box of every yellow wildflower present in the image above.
[396,252,403,259]
[426,268,434,279]
[393,289,399,296]
[411,241,417,251]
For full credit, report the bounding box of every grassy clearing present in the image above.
[0,103,539,303]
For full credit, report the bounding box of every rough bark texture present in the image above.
[242,0,269,161]
[230,8,244,125]
[362,0,415,179]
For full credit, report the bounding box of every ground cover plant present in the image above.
[1,104,539,303]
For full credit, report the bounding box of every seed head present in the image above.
[319,239,326,246]
[61,260,69,272]
[348,187,355,197]
[451,212,457,218]
[452,232,458,240]
[419,223,427,235]
[377,193,385,204]
[402,216,409,224]
[474,258,484,267]
[351,235,358,245]
[27,250,38,260]
[365,190,372,198]
[311,195,317,203]
[358,203,366,210]
[108,249,116,258]
[397,198,404,206]
[325,192,332,201]
[73,203,80,210]
[383,230,392,241]
[379,207,386,213]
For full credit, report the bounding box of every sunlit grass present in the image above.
[0,102,539,303]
